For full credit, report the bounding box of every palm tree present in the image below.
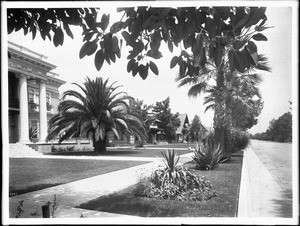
[176,54,270,153]
[46,76,147,153]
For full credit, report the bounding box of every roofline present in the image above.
[8,41,57,70]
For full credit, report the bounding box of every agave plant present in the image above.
[192,140,228,170]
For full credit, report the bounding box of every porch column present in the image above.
[39,80,48,143]
[18,74,30,143]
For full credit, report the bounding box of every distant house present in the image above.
[176,114,190,143]
[149,119,163,144]
[8,41,66,144]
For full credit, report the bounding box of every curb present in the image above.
[237,148,249,217]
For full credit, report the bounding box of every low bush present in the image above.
[202,129,250,154]
[229,128,250,153]
[132,149,217,201]
[51,146,75,153]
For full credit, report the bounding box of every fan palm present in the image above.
[46,76,147,153]
[176,54,270,152]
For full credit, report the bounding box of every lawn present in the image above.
[9,158,150,197]
[9,146,193,197]
[77,152,244,217]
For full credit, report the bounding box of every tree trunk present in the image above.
[93,136,107,154]
[213,70,231,155]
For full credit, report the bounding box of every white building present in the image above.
[8,41,65,144]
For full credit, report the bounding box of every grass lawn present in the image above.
[77,152,244,217]
[45,147,193,158]
[9,158,150,197]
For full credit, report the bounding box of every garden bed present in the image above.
[77,152,244,217]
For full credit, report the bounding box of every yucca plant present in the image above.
[158,149,184,186]
[153,149,191,189]
[192,140,228,170]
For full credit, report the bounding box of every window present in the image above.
[28,89,34,103]
[28,88,39,104]
[28,88,39,111]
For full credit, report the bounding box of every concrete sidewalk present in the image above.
[9,152,194,219]
[238,146,290,218]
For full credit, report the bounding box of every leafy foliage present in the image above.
[192,141,228,170]
[8,7,269,79]
[46,76,147,153]
[7,8,98,46]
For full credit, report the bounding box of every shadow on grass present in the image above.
[78,192,180,217]
[9,183,61,197]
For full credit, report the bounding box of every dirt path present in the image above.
[249,139,293,218]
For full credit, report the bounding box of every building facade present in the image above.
[8,41,65,144]
[176,114,190,143]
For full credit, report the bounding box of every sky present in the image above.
[4,1,298,134]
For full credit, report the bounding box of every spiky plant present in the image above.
[192,141,228,170]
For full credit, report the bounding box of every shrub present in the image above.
[51,146,75,153]
[229,128,250,153]
[192,141,229,170]
[132,149,217,201]
[202,129,250,154]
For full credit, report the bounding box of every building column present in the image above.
[18,74,30,143]
[39,80,48,143]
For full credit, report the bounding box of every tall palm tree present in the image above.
[46,76,147,153]
[175,54,270,153]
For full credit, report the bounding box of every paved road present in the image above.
[249,139,293,218]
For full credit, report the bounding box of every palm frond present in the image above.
[187,82,208,97]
